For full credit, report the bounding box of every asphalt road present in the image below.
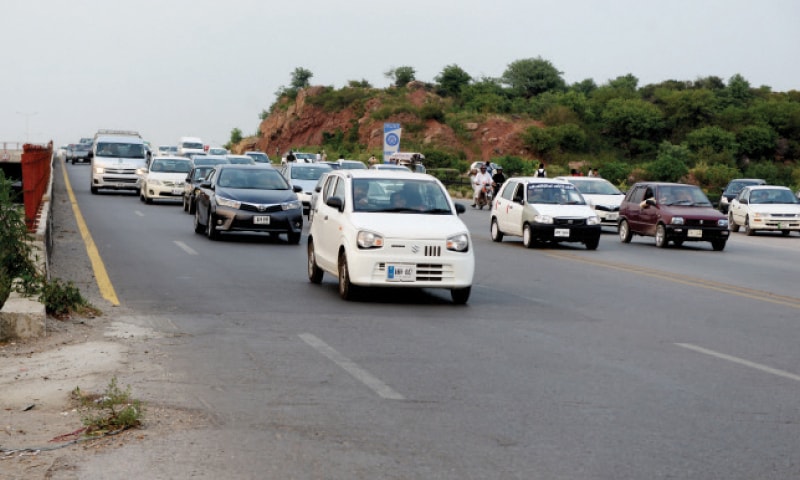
[58,163,800,479]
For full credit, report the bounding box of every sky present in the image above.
[1,0,798,149]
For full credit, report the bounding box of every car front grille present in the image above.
[240,203,283,213]
[102,176,137,184]
[594,205,620,212]
[554,218,587,226]
[376,263,449,282]
[104,168,137,175]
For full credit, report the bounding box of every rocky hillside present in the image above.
[235,82,542,162]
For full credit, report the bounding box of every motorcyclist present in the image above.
[472,165,493,209]
[491,165,505,197]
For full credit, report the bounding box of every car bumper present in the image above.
[665,225,730,241]
[144,183,185,199]
[346,246,474,289]
[93,175,139,190]
[211,206,304,234]
[748,218,800,231]
[530,224,602,243]
[594,210,619,226]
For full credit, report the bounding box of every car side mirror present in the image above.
[740,198,748,204]
[645,198,656,207]
[455,203,466,215]
[200,181,212,188]
[326,196,344,211]
[293,185,303,193]
[87,152,94,159]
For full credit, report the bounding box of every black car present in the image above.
[193,164,304,243]
[719,178,766,213]
[69,143,92,164]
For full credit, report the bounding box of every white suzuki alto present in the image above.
[307,170,474,304]
[491,177,602,249]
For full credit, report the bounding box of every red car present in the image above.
[618,182,729,251]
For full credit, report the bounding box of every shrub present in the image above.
[73,377,144,434]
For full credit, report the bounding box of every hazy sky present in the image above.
[2,0,797,149]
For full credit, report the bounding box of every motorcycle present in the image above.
[476,182,493,209]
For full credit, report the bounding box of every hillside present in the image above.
[235,82,542,163]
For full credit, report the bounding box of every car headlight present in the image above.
[281,200,302,211]
[215,195,241,209]
[533,215,554,224]
[148,179,162,186]
[586,216,600,225]
[446,233,470,252]
[136,168,148,176]
[720,197,729,205]
[717,219,729,227]
[752,212,764,219]
[357,230,384,249]
[671,216,684,225]
[94,167,104,174]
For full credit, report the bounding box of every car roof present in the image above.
[507,176,572,184]
[746,185,790,191]
[152,156,189,162]
[216,164,276,171]
[334,169,436,181]
[554,176,610,182]
[95,135,144,144]
[629,181,697,187]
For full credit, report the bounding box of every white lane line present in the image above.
[676,343,800,382]
[174,241,198,255]
[299,333,405,400]
[135,211,145,217]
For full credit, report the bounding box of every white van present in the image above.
[90,130,148,194]
[177,136,205,158]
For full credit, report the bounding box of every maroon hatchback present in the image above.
[618,182,729,251]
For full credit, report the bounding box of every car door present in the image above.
[729,188,749,226]
[626,185,649,234]
[313,174,346,272]
[493,180,515,232]
[504,182,526,236]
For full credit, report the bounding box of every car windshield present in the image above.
[749,189,799,204]
[96,142,145,159]
[193,157,229,166]
[352,178,453,214]
[192,167,213,181]
[227,156,255,164]
[340,161,366,170]
[218,169,288,190]
[290,165,331,180]
[526,183,586,205]
[246,152,270,163]
[657,186,712,206]
[295,153,316,160]
[182,142,203,149]
[150,159,191,173]
[568,179,622,195]
[725,180,762,194]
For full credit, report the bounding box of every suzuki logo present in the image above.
[411,245,420,253]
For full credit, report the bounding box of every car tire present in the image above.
[307,240,324,284]
[728,213,739,232]
[188,197,196,215]
[584,236,599,250]
[619,219,632,243]
[781,230,790,236]
[744,216,755,236]
[206,212,219,240]
[338,251,358,300]
[145,192,153,204]
[673,239,684,247]
[90,186,98,195]
[711,239,726,251]
[182,195,189,212]
[655,224,668,248]
[287,231,301,245]
[193,208,204,234]
[490,218,504,242]
[451,286,471,305]
[522,223,534,249]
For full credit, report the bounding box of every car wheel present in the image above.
[522,223,534,249]
[744,216,755,236]
[673,239,684,247]
[728,213,739,232]
[490,218,504,242]
[711,239,727,251]
[655,224,668,248]
[338,251,358,300]
[781,230,790,236]
[182,195,189,212]
[619,219,632,243]
[287,231,301,245]
[188,197,196,215]
[206,212,219,240]
[307,240,324,284]
[193,208,204,234]
[90,186,98,195]
[451,286,471,305]
[145,192,153,204]
[584,236,599,250]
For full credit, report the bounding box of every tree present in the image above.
[646,142,690,182]
[290,67,313,89]
[501,57,566,98]
[435,64,472,97]
[226,128,243,150]
[601,98,664,156]
[385,66,416,87]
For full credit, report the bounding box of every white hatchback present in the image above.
[307,170,474,303]
[555,176,625,227]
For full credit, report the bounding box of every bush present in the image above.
[73,377,144,434]
[690,162,741,192]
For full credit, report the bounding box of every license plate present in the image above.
[688,229,702,238]
[606,213,618,221]
[554,228,570,238]
[172,188,183,195]
[387,264,415,282]
[253,216,270,225]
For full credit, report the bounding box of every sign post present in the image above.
[382,123,401,163]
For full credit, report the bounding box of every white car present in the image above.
[207,147,228,156]
[139,156,193,204]
[728,185,800,235]
[490,177,601,249]
[279,162,333,217]
[554,176,624,227]
[307,170,474,303]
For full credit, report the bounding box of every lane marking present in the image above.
[299,333,405,400]
[135,211,144,217]
[546,251,800,310]
[60,161,120,306]
[174,241,198,255]
[676,343,800,382]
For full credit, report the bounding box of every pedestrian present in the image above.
[286,150,296,163]
[587,168,596,178]
[536,162,547,177]
[468,168,478,207]
[591,168,600,178]
[368,155,377,165]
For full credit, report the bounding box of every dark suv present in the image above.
[618,182,729,251]
[719,178,766,213]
